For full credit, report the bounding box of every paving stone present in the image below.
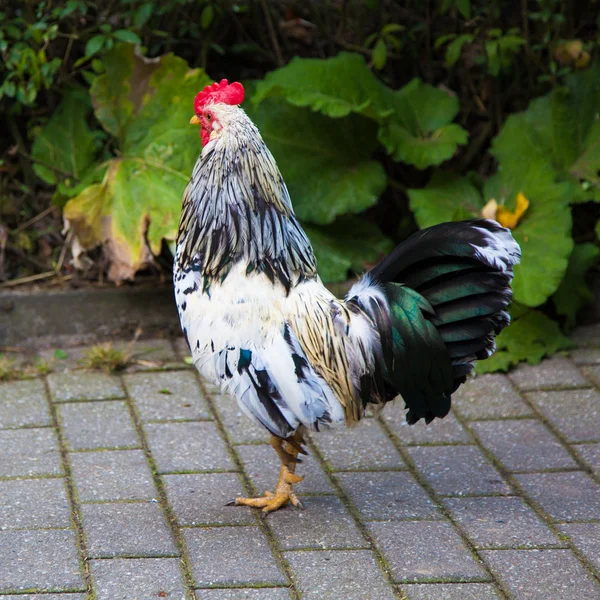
[570,323,600,348]
[0,529,83,592]
[526,388,600,442]
[127,338,179,369]
[312,419,404,471]
[581,364,600,385]
[0,379,51,428]
[47,371,125,402]
[470,419,576,472]
[237,444,332,495]
[82,502,177,558]
[0,478,70,529]
[508,356,588,391]
[558,522,600,574]
[452,374,531,419]
[90,557,186,600]
[38,346,88,371]
[574,443,600,473]
[144,421,233,473]
[184,526,285,586]
[173,336,193,363]
[515,471,600,522]
[163,472,255,525]
[70,449,156,501]
[211,392,271,444]
[571,348,600,365]
[481,549,600,600]
[125,370,211,422]
[406,445,510,496]
[268,495,366,550]
[381,409,470,444]
[368,521,486,582]
[285,549,396,600]
[196,590,291,600]
[202,380,220,395]
[444,496,559,549]
[400,583,502,599]
[336,471,440,521]
[58,401,139,450]
[0,428,62,477]
[0,595,85,600]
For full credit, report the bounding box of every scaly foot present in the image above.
[232,469,304,514]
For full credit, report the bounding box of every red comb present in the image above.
[194,79,244,113]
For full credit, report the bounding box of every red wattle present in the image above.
[201,128,210,147]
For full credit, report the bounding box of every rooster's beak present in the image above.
[190,115,201,125]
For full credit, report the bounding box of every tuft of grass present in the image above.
[0,354,22,381]
[80,342,131,373]
[31,359,52,376]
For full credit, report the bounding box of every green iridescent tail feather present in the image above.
[366,219,521,424]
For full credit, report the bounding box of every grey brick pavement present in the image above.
[0,330,599,599]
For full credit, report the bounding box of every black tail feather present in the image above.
[369,219,520,424]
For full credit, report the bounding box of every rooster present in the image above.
[174,80,520,513]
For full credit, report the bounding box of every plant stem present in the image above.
[259,0,283,66]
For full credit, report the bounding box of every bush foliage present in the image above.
[2,0,600,371]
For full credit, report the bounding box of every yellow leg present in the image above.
[232,431,306,514]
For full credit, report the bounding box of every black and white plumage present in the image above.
[173,80,520,511]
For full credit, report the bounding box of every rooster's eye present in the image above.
[206,114,212,121]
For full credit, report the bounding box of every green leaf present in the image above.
[408,171,484,229]
[201,5,214,29]
[552,243,600,330]
[134,3,153,28]
[372,38,387,70]
[475,308,574,373]
[89,43,157,140]
[64,45,211,281]
[253,52,391,120]
[32,87,97,185]
[53,349,68,360]
[439,0,453,15]
[484,172,573,308]
[113,30,141,44]
[252,53,465,169]
[304,216,393,282]
[85,35,105,57]
[492,64,600,202]
[381,24,405,35]
[455,0,471,19]
[379,79,468,168]
[245,98,387,224]
[445,34,473,66]
[487,96,575,307]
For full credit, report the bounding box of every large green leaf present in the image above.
[489,64,600,203]
[408,171,484,228]
[32,87,97,185]
[552,243,600,330]
[475,308,574,373]
[245,98,387,225]
[304,216,393,283]
[252,53,467,169]
[253,52,390,120]
[378,80,468,169]
[64,45,210,281]
[558,64,600,191]
[484,171,573,308]
[487,97,576,307]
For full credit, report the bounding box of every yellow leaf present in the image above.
[496,191,529,229]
